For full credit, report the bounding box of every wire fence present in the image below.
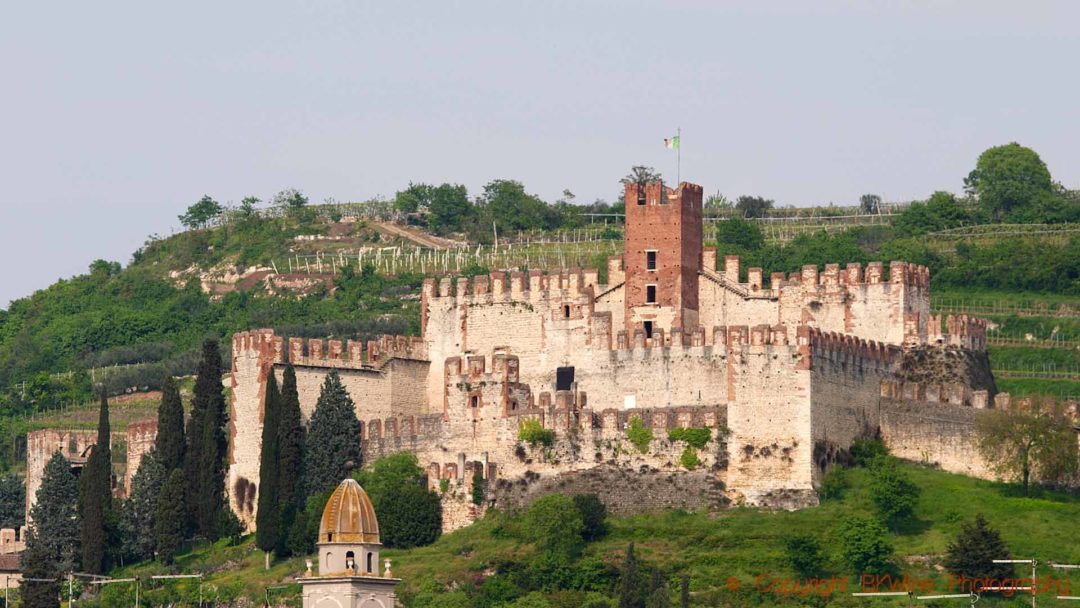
[992,366,1080,381]
[925,223,1080,240]
[932,298,1079,319]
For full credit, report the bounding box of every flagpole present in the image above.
[676,127,681,185]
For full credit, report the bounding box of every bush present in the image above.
[573,494,608,541]
[668,427,711,449]
[627,417,653,453]
[840,516,893,574]
[785,534,824,577]
[944,514,1015,581]
[819,467,848,501]
[869,458,920,526]
[850,438,888,467]
[519,419,555,447]
[524,494,584,559]
[679,447,700,470]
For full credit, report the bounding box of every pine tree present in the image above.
[124,450,166,561]
[186,338,229,539]
[619,542,645,608]
[303,371,361,498]
[256,373,281,564]
[277,364,304,510]
[944,514,1015,581]
[155,469,186,565]
[22,452,80,608]
[156,375,186,472]
[78,392,112,574]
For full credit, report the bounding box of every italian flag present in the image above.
[664,135,680,149]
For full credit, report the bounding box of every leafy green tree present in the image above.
[785,534,824,577]
[944,514,1014,581]
[239,196,261,217]
[22,452,80,608]
[428,183,472,234]
[0,473,25,528]
[735,195,774,218]
[840,516,893,574]
[618,542,645,608]
[303,371,361,498]
[715,217,765,253]
[155,376,185,472]
[393,182,434,214]
[256,373,282,563]
[124,449,166,560]
[272,188,309,210]
[573,493,608,541]
[179,195,224,229]
[525,494,585,559]
[976,398,1079,494]
[965,143,1054,220]
[893,191,970,237]
[868,457,920,527]
[481,179,551,232]
[646,569,670,608]
[621,166,663,195]
[354,454,442,548]
[78,392,112,574]
[859,194,882,214]
[155,469,186,564]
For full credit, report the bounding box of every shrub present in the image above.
[519,419,555,447]
[869,458,920,527]
[627,417,653,453]
[573,494,608,541]
[668,427,711,449]
[840,516,893,574]
[525,494,584,559]
[472,464,486,506]
[850,438,889,467]
[785,535,824,577]
[819,467,848,501]
[439,478,449,493]
[679,447,700,470]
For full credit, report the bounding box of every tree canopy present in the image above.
[178,195,224,229]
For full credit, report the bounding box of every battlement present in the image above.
[700,256,931,293]
[623,181,704,208]
[423,268,603,304]
[232,329,428,370]
[927,314,988,350]
[444,353,533,417]
[879,379,988,408]
[800,326,901,369]
[443,353,521,383]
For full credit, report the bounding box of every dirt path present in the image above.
[372,221,461,249]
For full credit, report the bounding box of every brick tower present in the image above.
[622,181,703,338]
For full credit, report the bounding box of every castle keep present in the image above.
[228,181,994,529]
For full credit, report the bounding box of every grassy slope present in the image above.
[98,462,1080,607]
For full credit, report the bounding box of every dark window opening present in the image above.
[646,251,657,270]
[643,321,654,339]
[470,395,479,408]
[563,304,571,318]
[367,552,373,573]
[346,550,356,571]
[510,400,518,411]
[637,190,646,205]
[646,285,657,303]
[556,366,575,391]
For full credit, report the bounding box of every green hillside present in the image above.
[79,459,1080,608]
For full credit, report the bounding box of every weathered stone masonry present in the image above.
[221,180,1001,532]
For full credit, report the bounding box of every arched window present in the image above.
[367,552,373,574]
[345,551,356,572]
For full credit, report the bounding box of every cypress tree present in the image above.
[187,338,229,539]
[155,469,186,565]
[156,375,186,472]
[124,450,166,561]
[276,363,305,556]
[277,363,304,509]
[78,392,112,574]
[619,542,645,608]
[302,371,361,498]
[22,452,80,608]
[944,514,1015,581]
[256,373,281,564]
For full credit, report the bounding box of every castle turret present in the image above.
[623,181,703,338]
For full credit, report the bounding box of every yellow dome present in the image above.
[318,479,380,544]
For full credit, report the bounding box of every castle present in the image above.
[224,181,999,530]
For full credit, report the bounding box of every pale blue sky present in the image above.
[3,1,1078,305]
